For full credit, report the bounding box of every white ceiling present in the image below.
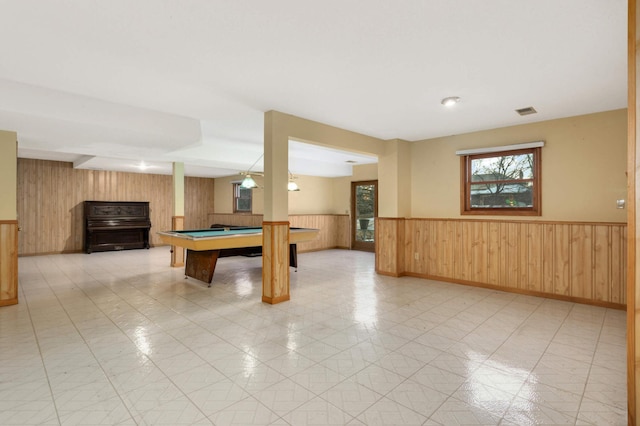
[0,0,627,178]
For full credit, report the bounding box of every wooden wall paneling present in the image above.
[526,223,543,292]
[609,225,626,304]
[336,215,350,248]
[375,219,390,274]
[542,224,555,294]
[410,220,421,273]
[16,160,24,252]
[553,224,571,296]
[376,218,402,276]
[518,223,529,290]
[331,216,341,248]
[460,221,473,281]
[261,222,290,304]
[291,215,335,252]
[593,225,611,302]
[441,220,456,278]
[69,168,83,251]
[396,219,406,275]
[16,159,215,255]
[405,220,430,275]
[427,220,438,275]
[571,224,593,299]
[507,222,527,288]
[424,220,432,275]
[453,221,464,280]
[37,161,47,249]
[471,221,488,284]
[210,213,262,227]
[398,218,624,307]
[432,220,441,276]
[498,222,509,287]
[0,221,18,306]
[28,160,36,251]
[499,222,516,287]
[614,226,630,304]
[404,220,414,272]
[486,222,500,285]
[184,177,215,230]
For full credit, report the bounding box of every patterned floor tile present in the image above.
[355,396,427,425]
[503,395,577,425]
[209,396,280,425]
[577,396,627,426]
[409,364,466,396]
[282,396,354,425]
[320,378,384,417]
[290,363,347,395]
[428,397,503,425]
[170,363,227,394]
[352,364,405,395]
[4,249,626,425]
[386,380,448,418]
[252,378,314,416]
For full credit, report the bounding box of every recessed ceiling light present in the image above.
[441,96,460,107]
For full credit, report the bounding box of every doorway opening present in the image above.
[351,180,377,252]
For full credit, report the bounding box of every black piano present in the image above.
[84,201,151,253]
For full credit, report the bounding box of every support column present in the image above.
[629,0,638,423]
[171,162,185,267]
[262,221,290,304]
[375,139,412,277]
[375,217,405,277]
[262,111,290,304]
[0,130,17,307]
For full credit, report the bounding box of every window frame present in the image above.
[460,147,541,216]
[233,182,253,213]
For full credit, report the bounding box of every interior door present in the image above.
[351,180,377,252]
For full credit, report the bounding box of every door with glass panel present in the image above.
[351,181,377,252]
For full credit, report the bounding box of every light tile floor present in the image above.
[1,248,626,425]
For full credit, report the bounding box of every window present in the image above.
[461,147,541,215]
[233,183,252,213]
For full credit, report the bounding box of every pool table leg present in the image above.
[185,249,220,286]
[290,244,297,271]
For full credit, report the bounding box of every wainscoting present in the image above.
[377,218,627,308]
[0,220,18,306]
[17,159,214,255]
[207,213,350,252]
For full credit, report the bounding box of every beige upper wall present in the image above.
[378,139,412,217]
[214,162,379,216]
[332,163,379,215]
[411,109,627,222]
[0,130,17,220]
[214,173,339,215]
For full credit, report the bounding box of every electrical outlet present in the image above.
[617,199,625,209]
[414,252,419,260]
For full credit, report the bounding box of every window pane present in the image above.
[462,147,540,216]
[471,153,533,182]
[470,183,533,207]
[233,183,252,213]
[236,198,251,211]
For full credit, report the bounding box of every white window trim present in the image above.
[456,141,544,156]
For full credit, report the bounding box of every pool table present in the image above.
[157,226,319,286]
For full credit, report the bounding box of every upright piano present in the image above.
[84,201,151,253]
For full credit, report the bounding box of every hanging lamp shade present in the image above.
[287,180,300,191]
[240,175,258,189]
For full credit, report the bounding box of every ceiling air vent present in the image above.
[515,106,537,116]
